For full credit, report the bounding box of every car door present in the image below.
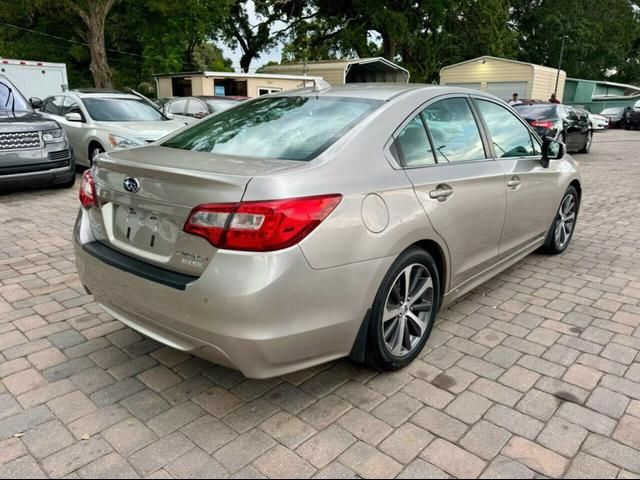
[57,96,88,160]
[473,98,562,257]
[563,107,586,149]
[401,96,507,289]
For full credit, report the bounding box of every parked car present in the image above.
[74,85,581,379]
[622,106,640,130]
[0,75,75,191]
[163,96,244,124]
[514,103,593,153]
[599,107,626,128]
[39,89,187,166]
[575,108,608,130]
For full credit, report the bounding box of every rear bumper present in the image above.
[74,209,391,378]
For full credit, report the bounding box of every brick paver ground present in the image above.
[1,130,640,479]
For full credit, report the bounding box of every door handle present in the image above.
[507,176,522,189]
[429,185,454,201]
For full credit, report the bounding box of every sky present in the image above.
[217,0,285,72]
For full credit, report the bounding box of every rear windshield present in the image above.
[162,96,382,161]
[84,98,165,122]
[513,105,559,118]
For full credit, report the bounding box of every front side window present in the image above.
[395,115,435,167]
[163,96,382,161]
[44,96,64,116]
[168,99,188,115]
[423,98,486,163]
[187,100,208,116]
[83,98,164,122]
[475,99,536,158]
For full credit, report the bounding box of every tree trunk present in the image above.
[62,0,115,88]
[382,30,397,60]
[240,51,254,73]
[87,14,112,88]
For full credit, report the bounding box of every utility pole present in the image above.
[555,35,568,95]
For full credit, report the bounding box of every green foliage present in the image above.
[1,0,639,88]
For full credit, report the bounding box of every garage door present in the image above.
[447,83,482,92]
[486,82,528,101]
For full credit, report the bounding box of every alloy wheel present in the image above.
[382,263,434,357]
[555,193,577,249]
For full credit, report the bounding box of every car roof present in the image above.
[275,83,498,102]
[67,90,141,100]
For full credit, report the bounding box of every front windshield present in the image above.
[0,79,30,111]
[163,96,382,161]
[83,98,164,122]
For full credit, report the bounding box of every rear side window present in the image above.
[395,116,435,167]
[423,98,486,163]
[475,100,536,158]
[163,96,382,161]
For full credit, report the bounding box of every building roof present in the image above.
[153,71,321,82]
[566,77,640,96]
[440,56,564,76]
[263,57,410,79]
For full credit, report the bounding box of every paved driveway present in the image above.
[1,129,639,479]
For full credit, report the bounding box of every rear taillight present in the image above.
[79,170,97,209]
[530,120,555,130]
[184,194,342,252]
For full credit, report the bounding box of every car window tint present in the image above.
[395,115,435,167]
[44,96,63,115]
[476,100,535,158]
[423,98,486,163]
[187,100,208,116]
[168,99,188,115]
[83,98,164,122]
[163,96,382,162]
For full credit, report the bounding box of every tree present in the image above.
[58,0,118,88]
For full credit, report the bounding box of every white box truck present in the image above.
[0,58,68,100]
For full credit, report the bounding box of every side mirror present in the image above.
[165,112,174,119]
[65,112,83,123]
[30,97,43,109]
[541,137,565,168]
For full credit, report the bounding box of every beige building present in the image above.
[153,71,321,98]
[440,56,567,102]
[263,58,410,86]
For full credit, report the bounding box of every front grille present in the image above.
[48,149,71,161]
[0,131,41,150]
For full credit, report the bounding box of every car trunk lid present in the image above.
[90,145,300,276]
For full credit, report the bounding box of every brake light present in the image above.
[530,120,555,130]
[184,194,343,252]
[79,170,97,209]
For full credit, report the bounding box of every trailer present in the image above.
[0,58,68,100]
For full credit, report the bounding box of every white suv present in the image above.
[40,89,187,166]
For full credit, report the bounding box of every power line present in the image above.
[1,22,147,58]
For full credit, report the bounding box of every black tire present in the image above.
[364,247,440,371]
[56,174,77,189]
[578,130,593,154]
[541,186,580,255]
[89,144,105,165]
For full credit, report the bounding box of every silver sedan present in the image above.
[73,84,581,379]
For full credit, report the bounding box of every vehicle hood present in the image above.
[100,145,304,177]
[0,111,59,131]
[96,119,186,142]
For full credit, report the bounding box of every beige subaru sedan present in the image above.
[73,84,581,379]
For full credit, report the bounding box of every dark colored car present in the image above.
[0,75,75,191]
[622,107,640,130]
[163,96,244,121]
[514,103,593,153]
[600,107,626,129]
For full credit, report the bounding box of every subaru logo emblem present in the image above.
[123,177,140,193]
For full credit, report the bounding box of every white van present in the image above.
[0,59,68,100]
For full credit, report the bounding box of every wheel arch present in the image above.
[569,179,582,204]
